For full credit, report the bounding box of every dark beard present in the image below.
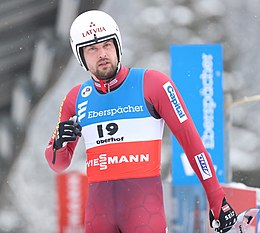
[96,66,118,80]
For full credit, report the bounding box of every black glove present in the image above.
[54,120,82,150]
[209,198,237,232]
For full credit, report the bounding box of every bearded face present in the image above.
[83,39,119,81]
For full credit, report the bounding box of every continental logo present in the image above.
[163,82,188,123]
[87,153,149,170]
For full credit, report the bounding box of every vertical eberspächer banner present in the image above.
[170,44,225,185]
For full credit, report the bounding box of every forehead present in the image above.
[85,39,114,48]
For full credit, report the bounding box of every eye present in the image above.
[85,46,97,53]
[104,42,113,48]
[88,47,96,51]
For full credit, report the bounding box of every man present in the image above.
[45,10,237,233]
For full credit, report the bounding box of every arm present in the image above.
[144,70,225,217]
[45,85,81,173]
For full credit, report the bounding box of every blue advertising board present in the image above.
[170,44,226,185]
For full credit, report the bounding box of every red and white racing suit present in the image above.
[45,66,225,233]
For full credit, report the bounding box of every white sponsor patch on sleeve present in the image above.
[163,81,188,123]
[194,152,212,180]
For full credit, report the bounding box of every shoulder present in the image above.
[66,84,82,99]
[143,69,174,94]
[144,69,172,85]
[143,69,181,107]
[62,84,82,108]
[142,69,171,105]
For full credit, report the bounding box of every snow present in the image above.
[2,0,260,232]
[170,6,194,26]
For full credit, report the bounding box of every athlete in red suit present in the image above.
[45,10,236,233]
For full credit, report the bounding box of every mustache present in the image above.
[97,58,110,64]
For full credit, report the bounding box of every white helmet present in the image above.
[70,10,122,71]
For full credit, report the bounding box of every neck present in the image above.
[93,66,129,93]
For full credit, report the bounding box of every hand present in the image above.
[54,120,82,150]
[209,198,237,232]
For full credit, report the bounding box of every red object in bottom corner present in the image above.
[222,185,258,232]
[207,184,258,233]
[56,172,88,233]
[222,185,257,215]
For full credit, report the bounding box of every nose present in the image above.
[98,48,107,58]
